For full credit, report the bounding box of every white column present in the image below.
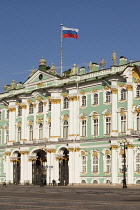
[20,152,25,184]
[9,160,13,183]
[49,90,61,142]
[5,152,11,183]
[21,102,27,141]
[126,85,133,135]
[46,151,51,184]
[8,101,16,142]
[54,158,59,183]
[68,148,74,184]
[28,159,33,184]
[111,88,118,136]
[111,145,118,184]
[24,152,28,183]
[33,103,37,140]
[127,144,134,184]
[43,101,47,139]
[69,95,79,140]
[74,148,81,184]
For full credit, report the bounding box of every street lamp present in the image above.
[120,139,130,188]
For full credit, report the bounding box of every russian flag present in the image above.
[62,26,79,39]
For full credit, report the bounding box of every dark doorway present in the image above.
[59,148,69,185]
[32,150,47,185]
[13,152,21,184]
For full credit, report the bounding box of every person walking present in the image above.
[58,179,60,186]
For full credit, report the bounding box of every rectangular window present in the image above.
[106,117,111,135]
[82,120,86,137]
[94,119,98,136]
[93,156,98,173]
[82,156,86,173]
[121,115,126,133]
[6,130,9,143]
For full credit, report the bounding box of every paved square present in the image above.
[0,185,140,210]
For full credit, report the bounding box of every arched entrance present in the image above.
[32,149,47,185]
[13,151,21,184]
[59,148,69,185]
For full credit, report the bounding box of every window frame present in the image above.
[38,101,43,113]
[63,120,68,138]
[39,123,43,139]
[63,97,69,109]
[92,155,99,173]
[29,104,34,114]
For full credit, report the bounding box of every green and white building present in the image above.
[0,56,140,185]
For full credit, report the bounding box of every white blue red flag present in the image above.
[62,26,79,39]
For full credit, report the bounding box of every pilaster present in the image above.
[127,144,134,184]
[68,92,80,140]
[126,85,133,135]
[111,88,118,136]
[110,145,118,184]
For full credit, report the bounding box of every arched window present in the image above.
[82,120,86,137]
[18,106,22,116]
[93,156,98,173]
[136,153,140,172]
[137,113,140,131]
[106,117,111,135]
[17,127,22,142]
[121,115,126,133]
[106,155,111,173]
[48,101,51,111]
[38,101,43,113]
[63,97,69,109]
[29,104,33,114]
[39,123,43,139]
[82,96,86,106]
[63,120,68,138]
[106,91,111,103]
[29,125,33,141]
[93,93,98,105]
[121,89,127,100]
[136,85,140,97]
[82,156,86,173]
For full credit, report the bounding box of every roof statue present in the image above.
[3,84,8,92]
[130,59,133,66]
[88,61,93,71]
[111,50,117,66]
[10,80,16,90]
[70,64,78,76]
[28,68,36,78]
[99,58,106,69]
[49,63,57,75]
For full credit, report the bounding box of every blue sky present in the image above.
[0,0,140,92]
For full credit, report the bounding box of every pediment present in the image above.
[24,70,60,86]
[121,65,140,80]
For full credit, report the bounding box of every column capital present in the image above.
[127,144,134,149]
[126,85,133,91]
[110,145,118,150]
[111,88,118,94]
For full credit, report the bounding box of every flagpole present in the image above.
[60,24,63,75]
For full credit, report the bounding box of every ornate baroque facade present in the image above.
[0,56,140,185]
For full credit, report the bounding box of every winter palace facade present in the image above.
[0,55,140,185]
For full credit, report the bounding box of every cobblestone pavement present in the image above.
[0,185,140,210]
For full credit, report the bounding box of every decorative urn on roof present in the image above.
[39,57,46,66]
